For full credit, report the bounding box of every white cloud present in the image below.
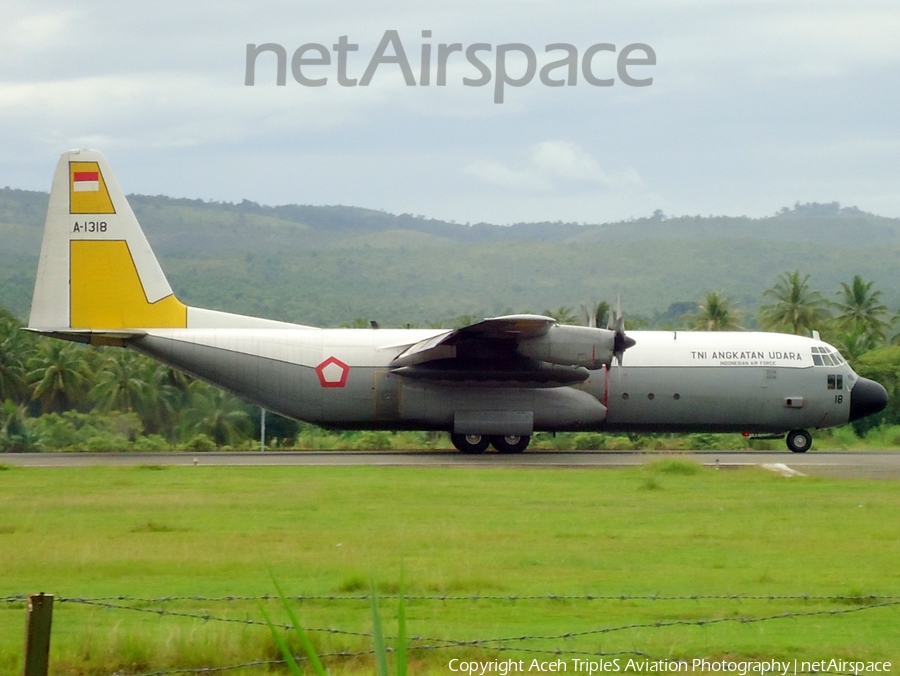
[465,160,546,191]
[3,9,77,48]
[0,70,383,151]
[0,0,899,221]
[465,141,644,193]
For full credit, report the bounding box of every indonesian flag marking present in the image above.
[73,171,100,192]
[69,161,115,214]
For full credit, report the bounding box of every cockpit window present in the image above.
[811,346,846,366]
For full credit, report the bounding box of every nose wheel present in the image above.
[786,429,812,453]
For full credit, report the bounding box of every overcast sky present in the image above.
[1,0,898,224]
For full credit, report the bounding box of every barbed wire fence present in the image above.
[7,592,900,603]
[4,592,898,676]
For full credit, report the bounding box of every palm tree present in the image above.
[0,399,35,452]
[143,363,193,439]
[91,350,153,413]
[758,271,830,335]
[180,381,252,447]
[27,341,90,414]
[829,327,881,363]
[689,292,742,331]
[831,275,891,344]
[0,311,30,403]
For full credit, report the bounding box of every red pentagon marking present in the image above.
[315,356,350,388]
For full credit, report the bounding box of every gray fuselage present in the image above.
[130,328,868,435]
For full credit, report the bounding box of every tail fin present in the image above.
[29,150,187,331]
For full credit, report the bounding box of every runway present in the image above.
[3,450,900,479]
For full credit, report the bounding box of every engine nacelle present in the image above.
[517,324,616,369]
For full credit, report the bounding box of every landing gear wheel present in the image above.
[786,429,812,453]
[491,435,530,453]
[451,433,490,454]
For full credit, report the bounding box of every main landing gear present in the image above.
[450,434,531,454]
[491,435,530,453]
[786,429,812,453]
[450,434,490,454]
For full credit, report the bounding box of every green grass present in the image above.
[1,464,899,674]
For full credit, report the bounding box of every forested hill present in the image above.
[2,187,899,327]
[128,196,900,249]
[5,189,900,250]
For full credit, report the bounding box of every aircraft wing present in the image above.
[390,315,554,367]
[445,314,556,340]
[389,314,592,387]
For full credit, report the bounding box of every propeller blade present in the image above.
[582,303,599,329]
[611,295,636,366]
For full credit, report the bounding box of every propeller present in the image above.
[609,296,637,366]
[581,302,598,328]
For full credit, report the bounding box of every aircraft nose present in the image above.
[848,377,888,422]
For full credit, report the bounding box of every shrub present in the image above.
[132,434,172,451]
[185,433,216,452]
[572,433,605,450]
[82,432,131,452]
[351,431,392,451]
[605,435,637,451]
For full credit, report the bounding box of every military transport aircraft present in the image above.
[27,150,888,453]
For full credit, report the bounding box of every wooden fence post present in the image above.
[23,593,53,676]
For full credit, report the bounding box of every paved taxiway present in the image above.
[3,451,900,479]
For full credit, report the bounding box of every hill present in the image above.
[2,188,899,326]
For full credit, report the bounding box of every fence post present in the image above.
[22,593,53,676]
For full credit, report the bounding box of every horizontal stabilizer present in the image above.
[24,328,147,347]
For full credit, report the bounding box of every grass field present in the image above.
[1,462,899,674]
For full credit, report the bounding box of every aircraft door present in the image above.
[761,368,777,391]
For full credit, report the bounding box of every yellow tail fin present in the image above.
[29,150,187,330]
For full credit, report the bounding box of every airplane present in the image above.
[27,149,888,454]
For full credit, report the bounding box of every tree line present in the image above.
[3,270,900,452]
[0,307,261,452]
[663,271,895,361]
